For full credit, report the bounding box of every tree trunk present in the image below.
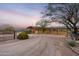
[42,28,45,33]
[72,25,78,40]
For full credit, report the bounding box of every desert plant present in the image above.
[17,32,29,40]
[67,40,76,47]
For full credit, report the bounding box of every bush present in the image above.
[67,40,76,47]
[17,32,29,40]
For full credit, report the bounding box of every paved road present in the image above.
[0,34,78,56]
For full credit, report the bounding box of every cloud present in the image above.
[0,3,64,28]
[0,10,41,28]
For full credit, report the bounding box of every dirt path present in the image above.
[0,34,78,56]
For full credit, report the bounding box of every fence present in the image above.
[0,34,15,41]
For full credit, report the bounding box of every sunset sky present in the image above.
[0,3,63,29]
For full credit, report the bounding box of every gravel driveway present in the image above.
[0,34,78,56]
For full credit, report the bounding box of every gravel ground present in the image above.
[0,34,78,56]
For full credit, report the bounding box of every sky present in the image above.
[0,3,63,29]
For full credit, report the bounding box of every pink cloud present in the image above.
[0,10,41,28]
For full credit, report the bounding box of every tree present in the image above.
[43,3,79,40]
[3,25,16,39]
[36,19,50,33]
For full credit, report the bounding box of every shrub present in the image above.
[17,32,29,40]
[67,40,76,47]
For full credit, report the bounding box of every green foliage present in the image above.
[67,40,76,47]
[36,19,50,33]
[36,19,50,28]
[24,29,32,34]
[17,32,29,40]
[2,26,15,34]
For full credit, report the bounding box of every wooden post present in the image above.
[13,31,16,39]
